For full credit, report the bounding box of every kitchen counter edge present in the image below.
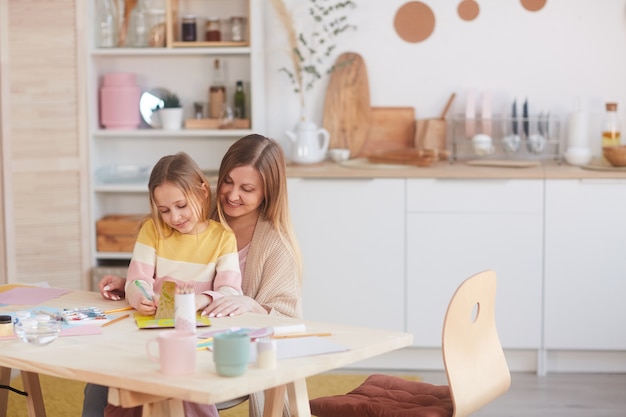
[286,161,626,180]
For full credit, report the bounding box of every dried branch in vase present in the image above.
[269,0,357,110]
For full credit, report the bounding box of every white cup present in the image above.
[472,134,495,156]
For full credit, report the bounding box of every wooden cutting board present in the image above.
[322,52,371,156]
[359,107,416,156]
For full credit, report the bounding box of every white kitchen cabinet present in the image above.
[405,178,544,349]
[87,0,265,268]
[287,178,406,332]
[544,179,626,350]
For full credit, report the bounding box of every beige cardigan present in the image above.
[209,189,302,319]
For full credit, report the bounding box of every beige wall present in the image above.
[0,0,90,289]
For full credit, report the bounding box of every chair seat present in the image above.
[309,374,453,417]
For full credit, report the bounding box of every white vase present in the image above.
[158,108,183,130]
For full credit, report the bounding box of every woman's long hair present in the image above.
[217,134,303,278]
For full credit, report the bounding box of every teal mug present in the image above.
[213,331,251,377]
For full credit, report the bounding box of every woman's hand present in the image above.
[202,295,266,318]
[99,275,127,301]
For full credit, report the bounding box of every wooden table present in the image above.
[0,288,413,417]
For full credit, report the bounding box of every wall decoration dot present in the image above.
[457,0,479,21]
[521,0,547,12]
[394,1,435,43]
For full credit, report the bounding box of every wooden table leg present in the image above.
[0,367,11,417]
[141,399,184,417]
[20,371,47,417]
[286,379,311,417]
[263,384,287,417]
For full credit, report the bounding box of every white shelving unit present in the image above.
[86,0,265,271]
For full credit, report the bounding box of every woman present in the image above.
[83,134,302,417]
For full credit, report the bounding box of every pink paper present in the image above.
[0,287,71,305]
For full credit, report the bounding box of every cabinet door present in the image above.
[406,179,543,349]
[544,179,626,350]
[287,178,406,332]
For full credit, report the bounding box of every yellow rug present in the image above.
[6,372,421,417]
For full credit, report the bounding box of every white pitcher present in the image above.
[286,120,330,164]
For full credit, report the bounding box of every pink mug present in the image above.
[146,330,196,376]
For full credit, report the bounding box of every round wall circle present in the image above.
[457,0,480,21]
[394,1,435,43]
[520,0,547,12]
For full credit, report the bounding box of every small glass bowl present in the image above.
[14,318,62,346]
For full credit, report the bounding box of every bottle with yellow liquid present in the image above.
[602,102,621,148]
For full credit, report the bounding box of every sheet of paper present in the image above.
[245,336,349,362]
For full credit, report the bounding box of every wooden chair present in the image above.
[309,269,511,417]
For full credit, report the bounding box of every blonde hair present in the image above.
[217,134,303,278]
[147,152,210,238]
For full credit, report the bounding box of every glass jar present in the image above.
[147,9,166,47]
[602,102,621,148]
[205,18,221,42]
[95,0,117,48]
[230,17,246,42]
[182,15,197,42]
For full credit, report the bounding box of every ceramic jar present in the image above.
[99,72,141,129]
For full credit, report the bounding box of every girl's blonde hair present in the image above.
[216,134,303,278]
[148,152,210,238]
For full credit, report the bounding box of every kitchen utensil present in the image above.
[529,111,547,154]
[360,107,415,156]
[322,52,371,157]
[416,92,455,153]
[503,99,521,154]
[465,89,476,138]
[471,91,494,155]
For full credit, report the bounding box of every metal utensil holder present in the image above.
[448,114,562,162]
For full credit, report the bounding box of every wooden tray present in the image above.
[366,149,436,167]
[184,118,250,129]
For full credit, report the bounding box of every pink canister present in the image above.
[99,72,141,129]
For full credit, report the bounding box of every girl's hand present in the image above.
[99,275,126,301]
[135,296,157,316]
[202,295,265,318]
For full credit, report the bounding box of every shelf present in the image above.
[92,129,253,138]
[90,46,251,56]
[93,183,148,193]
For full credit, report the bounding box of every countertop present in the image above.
[286,158,626,180]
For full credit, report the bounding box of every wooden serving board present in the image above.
[359,107,416,157]
[322,52,371,156]
[367,149,435,167]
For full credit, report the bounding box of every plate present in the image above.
[466,160,541,168]
[339,158,414,170]
[580,159,626,171]
[139,88,171,128]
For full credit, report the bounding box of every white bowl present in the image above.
[15,318,61,346]
[328,148,351,163]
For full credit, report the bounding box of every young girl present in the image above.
[124,151,242,315]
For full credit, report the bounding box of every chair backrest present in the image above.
[442,270,511,417]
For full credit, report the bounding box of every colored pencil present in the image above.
[101,313,130,328]
[272,332,332,339]
[103,306,134,314]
